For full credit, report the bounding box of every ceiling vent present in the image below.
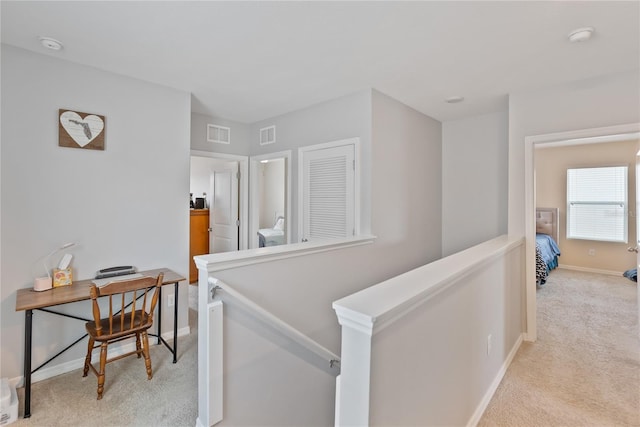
[260,125,276,145]
[207,124,230,144]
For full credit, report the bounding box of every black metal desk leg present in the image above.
[157,286,162,345]
[23,309,32,418]
[173,282,178,363]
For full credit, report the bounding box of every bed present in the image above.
[536,207,561,285]
[258,215,285,247]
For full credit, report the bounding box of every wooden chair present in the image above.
[83,273,163,400]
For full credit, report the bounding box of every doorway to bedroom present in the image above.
[249,150,292,249]
[527,123,640,341]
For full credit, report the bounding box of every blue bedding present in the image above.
[536,233,561,284]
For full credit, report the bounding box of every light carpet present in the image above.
[11,309,198,427]
[479,268,640,427]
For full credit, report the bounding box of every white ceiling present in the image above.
[1,1,638,124]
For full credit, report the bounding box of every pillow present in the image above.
[274,217,284,231]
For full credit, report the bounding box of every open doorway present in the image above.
[525,123,640,341]
[249,150,292,249]
[189,151,249,283]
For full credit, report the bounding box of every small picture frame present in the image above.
[59,109,106,150]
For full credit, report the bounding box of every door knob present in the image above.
[627,246,638,253]
[208,228,213,232]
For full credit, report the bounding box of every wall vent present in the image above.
[207,124,231,144]
[260,125,276,145]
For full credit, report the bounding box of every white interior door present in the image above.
[210,162,239,253]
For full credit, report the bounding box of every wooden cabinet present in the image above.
[190,209,210,283]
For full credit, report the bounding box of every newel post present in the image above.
[195,260,224,427]
[333,305,375,427]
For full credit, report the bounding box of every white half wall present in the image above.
[442,111,508,256]
[0,45,191,380]
[194,89,443,425]
[369,239,523,426]
[333,236,524,426]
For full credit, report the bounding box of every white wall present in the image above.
[201,89,442,425]
[191,91,372,243]
[371,89,442,276]
[442,111,508,256]
[508,70,640,238]
[250,90,373,241]
[213,89,442,349]
[191,112,251,156]
[0,45,191,380]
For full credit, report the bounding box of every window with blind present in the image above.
[299,139,358,242]
[566,166,628,243]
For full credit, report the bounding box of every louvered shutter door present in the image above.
[303,144,354,241]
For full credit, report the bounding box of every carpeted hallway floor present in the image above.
[479,268,640,426]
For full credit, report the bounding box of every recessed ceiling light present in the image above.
[39,36,64,51]
[568,27,595,43]
[445,96,464,104]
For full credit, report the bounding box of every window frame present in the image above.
[566,165,628,243]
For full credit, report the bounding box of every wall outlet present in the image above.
[487,334,492,356]
[588,249,596,256]
[167,294,175,307]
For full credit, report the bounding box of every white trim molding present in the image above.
[194,235,376,273]
[466,333,524,427]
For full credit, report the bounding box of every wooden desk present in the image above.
[15,267,185,418]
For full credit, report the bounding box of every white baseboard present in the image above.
[558,264,622,277]
[11,326,191,387]
[466,333,524,427]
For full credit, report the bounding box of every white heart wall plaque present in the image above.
[59,110,105,150]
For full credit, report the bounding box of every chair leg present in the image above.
[136,333,142,358]
[97,342,108,400]
[142,331,153,380]
[83,336,94,377]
